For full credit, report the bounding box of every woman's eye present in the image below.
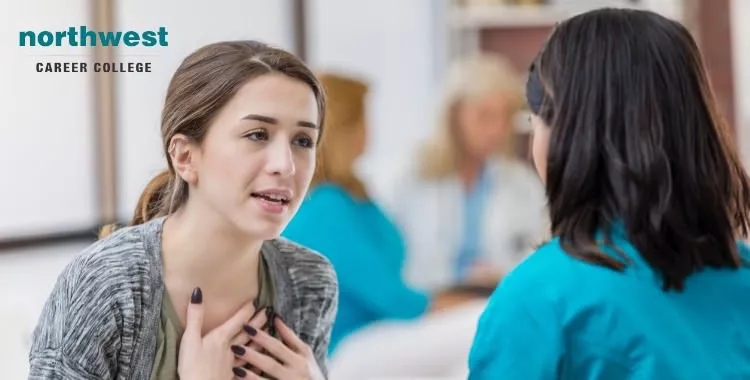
[294,135,314,149]
[245,130,269,141]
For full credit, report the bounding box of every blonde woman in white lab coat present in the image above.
[389,53,549,294]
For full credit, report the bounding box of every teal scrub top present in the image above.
[469,226,750,379]
[283,183,429,353]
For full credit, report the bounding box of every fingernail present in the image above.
[243,324,257,336]
[231,345,246,356]
[242,362,254,371]
[190,287,202,304]
[232,367,247,378]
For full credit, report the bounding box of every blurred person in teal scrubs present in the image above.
[468,8,750,380]
[284,73,486,379]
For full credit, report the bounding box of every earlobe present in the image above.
[169,134,198,185]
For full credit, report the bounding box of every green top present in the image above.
[149,255,276,380]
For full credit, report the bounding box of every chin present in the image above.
[233,214,289,240]
[225,198,302,240]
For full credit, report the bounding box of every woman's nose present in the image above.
[266,141,295,177]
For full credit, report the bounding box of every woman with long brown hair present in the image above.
[284,72,486,379]
[29,40,337,379]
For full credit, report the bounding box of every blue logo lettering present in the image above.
[19,26,168,47]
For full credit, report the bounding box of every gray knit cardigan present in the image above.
[28,217,339,379]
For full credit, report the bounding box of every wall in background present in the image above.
[306,0,443,203]
[0,0,97,239]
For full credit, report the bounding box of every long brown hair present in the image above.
[531,8,750,291]
[100,40,326,238]
[311,73,369,199]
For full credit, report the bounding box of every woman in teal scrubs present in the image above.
[284,73,485,378]
[468,8,750,380]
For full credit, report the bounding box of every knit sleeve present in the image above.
[310,266,338,378]
[28,252,123,379]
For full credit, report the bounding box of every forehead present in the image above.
[219,73,319,125]
[473,91,511,108]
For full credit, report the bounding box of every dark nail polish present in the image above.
[232,367,247,378]
[231,345,246,356]
[190,287,202,304]
[242,362,254,371]
[244,324,257,336]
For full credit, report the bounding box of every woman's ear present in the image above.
[168,134,199,185]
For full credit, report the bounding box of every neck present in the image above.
[161,202,262,301]
[459,157,484,191]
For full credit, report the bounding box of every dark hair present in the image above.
[99,40,326,238]
[527,8,750,291]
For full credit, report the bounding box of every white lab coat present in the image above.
[385,158,549,292]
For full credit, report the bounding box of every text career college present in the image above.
[36,61,152,73]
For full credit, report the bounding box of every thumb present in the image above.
[184,287,205,339]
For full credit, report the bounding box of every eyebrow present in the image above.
[242,114,318,129]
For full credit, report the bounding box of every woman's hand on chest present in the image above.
[176,288,273,380]
[229,315,324,380]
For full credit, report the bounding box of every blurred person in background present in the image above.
[283,73,486,380]
[469,8,750,380]
[389,53,548,294]
[28,40,337,380]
